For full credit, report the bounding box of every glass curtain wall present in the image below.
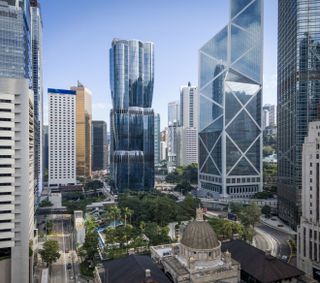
[110,39,155,191]
[199,0,263,198]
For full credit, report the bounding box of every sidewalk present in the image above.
[260,216,297,236]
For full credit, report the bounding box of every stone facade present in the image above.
[151,209,240,283]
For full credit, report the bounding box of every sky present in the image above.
[41,0,277,129]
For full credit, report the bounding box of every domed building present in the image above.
[151,209,240,283]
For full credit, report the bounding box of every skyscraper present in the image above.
[199,0,263,198]
[0,1,35,282]
[168,100,180,125]
[278,0,320,228]
[43,124,48,181]
[48,88,76,187]
[297,121,320,277]
[71,82,92,178]
[180,82,199,128]
[0,0,31,79]
[177,82,199,166]
[30,0,43,199]
[262,104,276,129]
[0,78,35,283]
[92,120,107,171]
[110,39,155,191]
[154,113,160,166]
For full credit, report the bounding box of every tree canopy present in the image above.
[117,191,200,226]
[39,240,60,266]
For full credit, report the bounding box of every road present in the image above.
[49,215,78,283]
[253,222,292,259]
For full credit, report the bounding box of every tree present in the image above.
[122,207,133,227]
[39,199,53,207]
[82,216,99,260]
[261,205,272,218]
[39,240,60,267]
[229,202,243,215]
[263,146,274,157]
[108,206,121,227]
[239,203,261,228]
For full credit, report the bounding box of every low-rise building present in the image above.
[151,209,240,283]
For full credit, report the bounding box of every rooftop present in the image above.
[221,240,304,283]
[180,208,219,249]
[101,255,171,283]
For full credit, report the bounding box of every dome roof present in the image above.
[181,220,219,250]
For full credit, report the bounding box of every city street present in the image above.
[48,215,78,283]
[254,222,292,259]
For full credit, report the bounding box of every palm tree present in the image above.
[109,206,120,228]
[122,207,129,227]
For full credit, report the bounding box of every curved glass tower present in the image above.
[110,39,155,191]
[199,0,263,198]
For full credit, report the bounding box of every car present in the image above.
[67,263,72,270]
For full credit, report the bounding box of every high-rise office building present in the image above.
[180,82,199,128]
[278,0,320,228]
[167,121,178,172]
[71,82,92,178]
[297,121,320,278]
[168,100,180,125]
[110,39,155,191]
[48,89,76,187]
[160,129,168,161]
[0,0,31,79]
[160,141,167,162]
[199,0,263,198]
[0,1,36,282]
[0,78,35,283]
[43,124,48,181]
[154,113,160,166]
[92,120,107,171]
[30,0,43,199]
[262,104,276,129]
[177,82,199,166]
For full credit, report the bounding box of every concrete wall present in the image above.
[0,258,11,283]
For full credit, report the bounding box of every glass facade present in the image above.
[0,0,31,79]
[92,120,107,171]
[31,0,43,199]
[72,83,92,178]
[154,113,160,166]
[199,0,263,198]
[110,39,155,191]
[278,0,320,228]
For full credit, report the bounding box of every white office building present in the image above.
[168,100,180,126]
[298,121,320,277]
[0,78,35,283]
[176,83,199,166]
[262,104,276,129]
[48,88,76,187]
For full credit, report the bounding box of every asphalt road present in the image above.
[49,215,77,283]
[254,222,292,259]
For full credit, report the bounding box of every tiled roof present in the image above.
[221,240,304,283]
[101,255,171,283]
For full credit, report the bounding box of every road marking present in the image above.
[255,227,278,256]
[61,220,68,283]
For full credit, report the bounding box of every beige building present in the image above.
[72,82,92,178]
[151,209,240,283]
[298,121,320,279]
